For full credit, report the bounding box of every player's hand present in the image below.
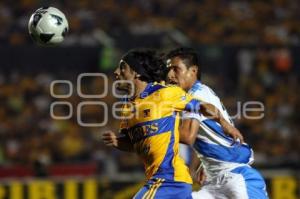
[102,131,118,147]
[194,166,206,186]
[225,125,244,144]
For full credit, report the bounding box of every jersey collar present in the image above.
[140,83,153,98]
[124,83,154,101]
[189,80,202,94]
[139,82,164,99]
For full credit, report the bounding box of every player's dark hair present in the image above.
[166,47,201,80]
[121,48,166,83]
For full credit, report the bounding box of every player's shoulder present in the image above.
[161,84,186,94]
[201,83,215,92]
[163,83,184,90]
[191,83,218,98]
[139,82,166,99]
[151,82,166,90]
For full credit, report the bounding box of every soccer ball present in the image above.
[28,7,69,45]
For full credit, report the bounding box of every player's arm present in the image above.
[170,87,244,143]
[179,104,244,144]
[200,103,244,143]
[190,152,206,185]
[102,130,134,152]
[178,115,205,183]
[179,118,200,145]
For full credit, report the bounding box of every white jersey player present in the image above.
[166,47,269,199]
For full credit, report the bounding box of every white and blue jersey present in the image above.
[183,81,268,199]
[183,81,254,177]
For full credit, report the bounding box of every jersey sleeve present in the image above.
[163,86,202,113]
[182,111,202,123]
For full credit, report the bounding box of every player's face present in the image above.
[166,57,195,90]
[114,60,135,92]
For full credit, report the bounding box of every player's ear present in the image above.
[190,65,198,74]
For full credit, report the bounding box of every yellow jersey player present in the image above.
[102,49,240,199]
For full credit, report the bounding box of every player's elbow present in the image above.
[180,133,195,146]
[200,103,221,122]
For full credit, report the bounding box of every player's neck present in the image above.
[132,80,148,99]
[185,79,197,91]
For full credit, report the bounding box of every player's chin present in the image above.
[168,81,178,85]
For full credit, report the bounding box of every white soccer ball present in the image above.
[28,7,69,45]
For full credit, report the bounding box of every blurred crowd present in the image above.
[216,47,299,167]
[1,0,300,46]
[0,72,143,176]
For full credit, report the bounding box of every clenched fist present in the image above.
[102,131,118,147]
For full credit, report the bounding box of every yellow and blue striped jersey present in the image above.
[120,83,202,184]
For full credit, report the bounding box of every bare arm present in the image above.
[102,130,134,152]
[190,151,206,186]
[200,103,244,143]
[179,118,200,145]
